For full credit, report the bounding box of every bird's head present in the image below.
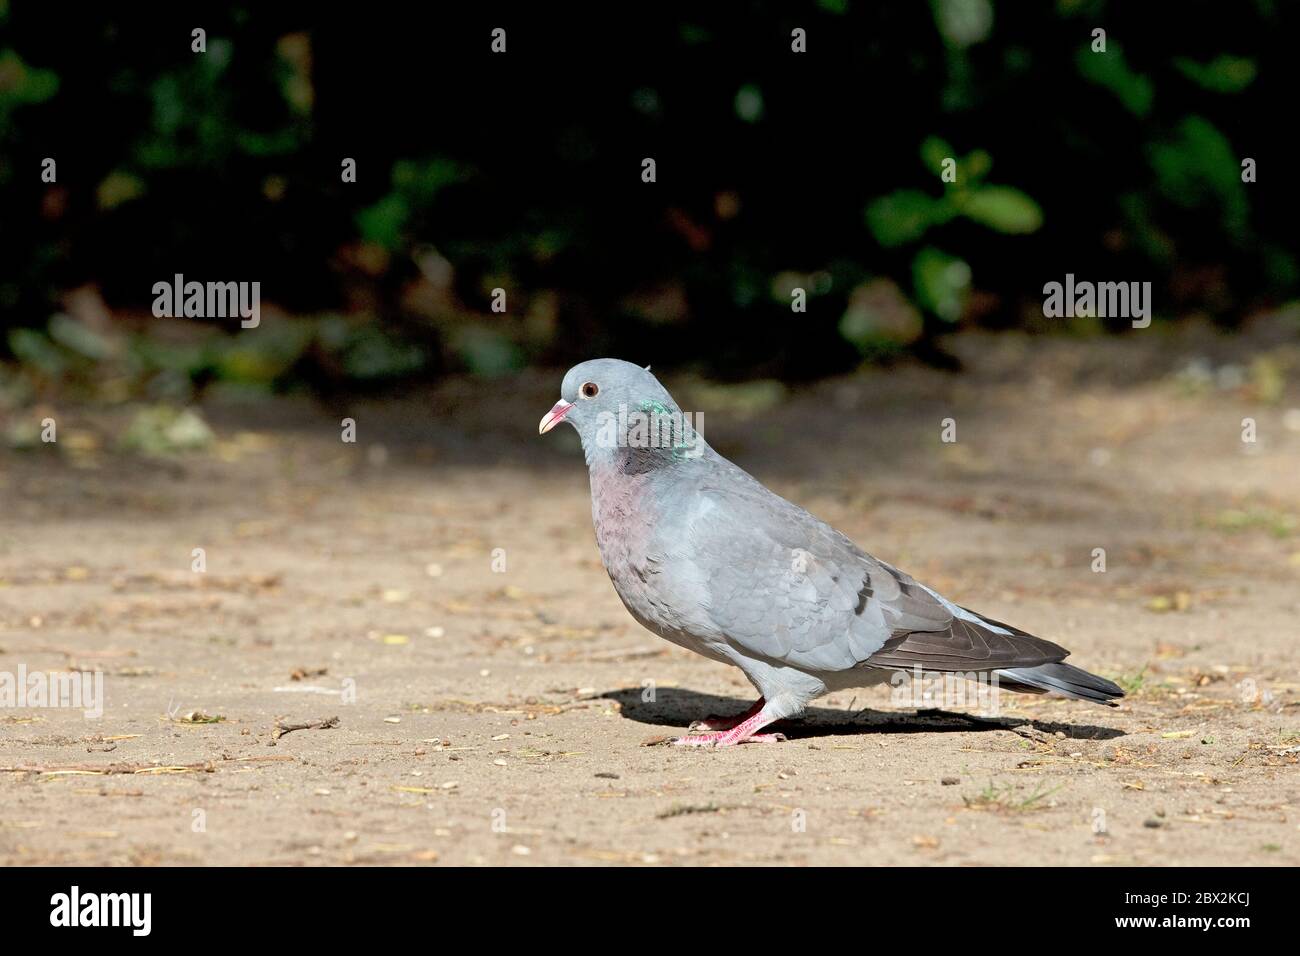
[539,358,705,466]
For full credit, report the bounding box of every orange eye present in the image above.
[580,382,599,399]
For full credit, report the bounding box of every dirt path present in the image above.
[1,332,1297,865]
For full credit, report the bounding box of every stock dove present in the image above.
[540,359,1123,746]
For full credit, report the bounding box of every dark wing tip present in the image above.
[862,617,1068,673]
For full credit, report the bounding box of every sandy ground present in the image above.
[1,330,1298,866]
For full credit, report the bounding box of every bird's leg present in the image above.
[672,705,785,747]
[688,697,766,732]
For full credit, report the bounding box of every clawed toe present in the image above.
[688,715,736,732]
[671,732,724,747]
[731,732,786,745]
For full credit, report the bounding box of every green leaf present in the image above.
[1147,115,1249,234]
[959,185,1043,233]
[392,157,466,203]
[236,127,301,157]
[1174,55,1257,94]
[912,247,971,322]
[7,328,66,376]
[865,190,950,247]
[0,49,60,105]
[1076,43,1153,117]
[961,149,992,183]
[355,195,409,250]
[920,136,955,176]
[48,314,114,360]
[96,170,146,211]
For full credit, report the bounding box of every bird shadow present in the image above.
[600,687,1126,741]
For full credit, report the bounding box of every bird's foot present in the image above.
[688,697,766,732]
[672,708,785,747]
[672,731,786,747]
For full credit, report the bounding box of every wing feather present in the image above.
[679,461,1067,676]
[686,471,952,671]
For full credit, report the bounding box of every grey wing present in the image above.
[687,482,952,672]
[688,478,1068,674]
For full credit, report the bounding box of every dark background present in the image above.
[2,0,1296,399]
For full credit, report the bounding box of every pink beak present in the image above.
[538,399,575,435]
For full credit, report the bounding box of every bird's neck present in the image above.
[585,442,686,476]
[579,400,709,473]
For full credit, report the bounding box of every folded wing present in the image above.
[687,467,1067,675]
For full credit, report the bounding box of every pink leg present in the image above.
[673,706,785,747]
[689,697,766,732]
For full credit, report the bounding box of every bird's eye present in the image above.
[580,382,599,399]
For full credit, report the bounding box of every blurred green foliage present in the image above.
[0,2,1294,396]
[1076,41,1153,116]
[1148,116,1249,235]
[864,137,1042,330]
[357,158,468,251]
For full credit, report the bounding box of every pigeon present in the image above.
[540,358,1123,746]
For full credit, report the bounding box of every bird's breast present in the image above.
[589,473,681,625]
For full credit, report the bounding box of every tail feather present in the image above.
[995,662,1124,707]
